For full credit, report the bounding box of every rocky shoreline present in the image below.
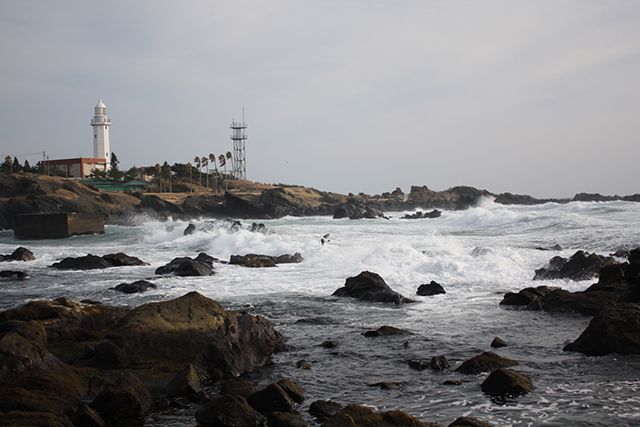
[2,173,640,231]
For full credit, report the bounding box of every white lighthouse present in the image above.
[90,98,111,170]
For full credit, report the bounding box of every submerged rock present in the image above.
[332,271,415,304]
[416,281,446,296]
[448,416,494,427]
[183,223,196,235]
[363,325,412,337]
[456,352,518,375]
[155,255,214,276]
[0,270,29,280]
[533,250,615,281]
[430,355,450,370]
[112,280,157,294]
[480,368,533,397]
[229,253,303,267]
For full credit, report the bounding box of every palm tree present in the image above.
[202,155,209,190]
[209,153,217,192]
[193,156,201,189]
[218,154,228,192]
[187,162,193,193]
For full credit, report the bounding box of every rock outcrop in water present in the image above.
[332,271,415,304]
[456,352,518,374]
[402,209,442,219]
[112,280,157,294]
[229,252,304,268]
[0,292,285,425]
[481,368,533,398]
[417,281,446,296]
[50,252,148,270]
[155,253,215,276]
[533,250,616,281]
[322,404,441,427]
[0,246,35,262]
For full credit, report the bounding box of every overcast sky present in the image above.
[1,1,639,197]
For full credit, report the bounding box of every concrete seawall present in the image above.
[13,213,105,239]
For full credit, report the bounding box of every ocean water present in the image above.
[1,198,640,426]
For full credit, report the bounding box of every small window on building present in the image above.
[94,135,97,139]
[105,126,107,130]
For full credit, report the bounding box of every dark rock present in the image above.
[323,404,440,427]
[320,340,338,349]
[219,377,254,398]
[480,368,533,397]
[0,270,28,280]
[367,381,402,390]
[443,379,462,386]
[70,403,105,427]
[564,303,640,356]
[0,320,47,377]
[404,210,442,219]
[155,256,214,276]
[0,411,74,427]
[332,207,348,219]
[309,400,343,420]
[276,379,305,404]
[183,223,196,235]
[269,411,308,427]
[230,254,277,268]
[248,383,297,413]
[80,341,126,369]
[363,325,412,337]
[490,337,507,348]
[534,244,562,251]
[51,254,112,270]
[101,252,148,267]
[196,394,266,427]
[1,247,35,262]
[166,364,204,399]
[90,371,152,424]
[500,286,560,307]
[407,359,430,371]
[448,416,493,427]
[112,280,157,294]
[295,359,312,369]
[533,250,616,281]
[108,292,284,380]
[332,271,415,304]
[274,253,304,264]
[250,223,268,233]
[194,252,217,266]
[456,352,518,375]
[417,281,446,296]
[430,356,450,370]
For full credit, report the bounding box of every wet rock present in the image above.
[402,209,441,219]
[248,383,297,413]
[166,364,204,399]
[456,352,518,375]
[430,356,450,370]
[276,379,305,404]
[417,281,446,296]
[320,340,338,349]
[480,368,533,397]
[89,371,152,424]
[490,337,507,348]
[500,286,560,307]
[112,280,157,294]
[108,292,285,379]
[0,320,47,377]
[564,303,640,356]
[250,223,268,233]
[0,411,74,427]
[363,325,412,337]
[79,341,126,369]
[295,359,312,369]
[332,271,415,304]
[533,250,616,281]
[230,253,303,267]
[309,400,343,420]
[323,404,440,427]
[101,253,148,267]
[230,254,277,267]
[448,416,493,427]
[0,247,35,262]
[51,254,112,270]
[534,244,563,251]
[367,381,402,390]
[196,394,266,427]
[219,377,254,398]
[0,270,28,280]
[332,207,348,219]
[155,256,214,276]
[407,359,430,371]
[70,403,105,427]
[443,379,462,386]
[183,223,196,235]
[269,411,308,427]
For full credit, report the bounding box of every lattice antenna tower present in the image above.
[230,108,248,180]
